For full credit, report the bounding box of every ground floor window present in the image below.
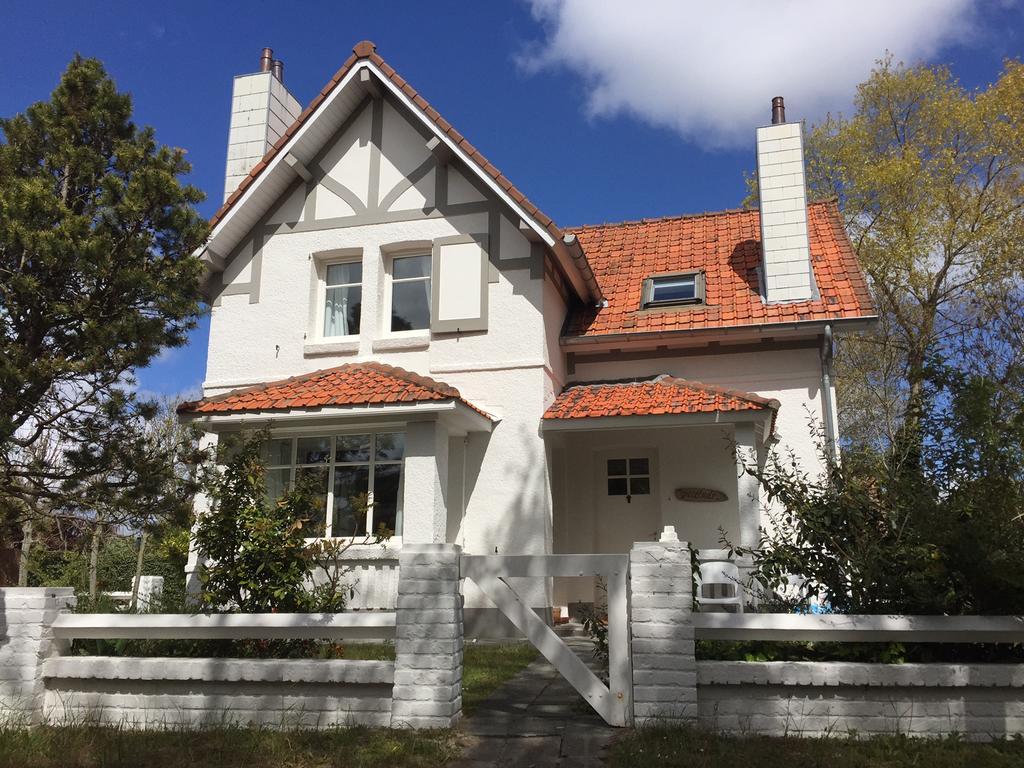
[264,432,404,538]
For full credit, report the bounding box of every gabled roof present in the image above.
[177,362,490,419]
[564,201,875,340]
[207,40,600,302]
[543,375,779,420]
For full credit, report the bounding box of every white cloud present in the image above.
[521,0,983,149]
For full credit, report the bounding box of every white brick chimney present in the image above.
[756,97,814,303]
[223,48,302,202]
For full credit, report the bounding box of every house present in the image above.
[178,42,876,634]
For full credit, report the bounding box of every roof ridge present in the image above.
[659,376,780,409]
[560,375,664,392]
[358,361,462,399]
[565,200,838,233]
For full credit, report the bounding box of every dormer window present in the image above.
[641,271,705,309]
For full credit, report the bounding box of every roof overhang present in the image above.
[561,315,879,351]
[198,58,600,302]
[542,408,776,443]
[180,399,494,437]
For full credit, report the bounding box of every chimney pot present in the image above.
[771,96,786,125]
[272,59,284,82]
[259,47,274,73]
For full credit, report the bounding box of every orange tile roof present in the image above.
[564,201,874,338]
[543,375,780,420]
[178,362,489,418]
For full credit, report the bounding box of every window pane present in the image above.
[629,458,650,475]
[263,438,292,467]
[324,285,361,336]
[630,477,651,495]
[393,254,430,280]
[651,275,696,303]
[608,477,628,496]
[265,467,290,506]
[326,262,361,286]
[607,459,627,476]
[375,433,404,461]
[391,280,431,331]
[295,466,329,537]
[335,434,370,463]
[297,436,332,464]
[333,466,370,537]
[372,464,402,535]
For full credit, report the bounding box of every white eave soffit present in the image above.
[200,61,557,264]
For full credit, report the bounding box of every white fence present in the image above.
[4,542,1024,738]
[0,544,462,731]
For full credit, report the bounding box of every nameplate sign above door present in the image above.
[674,487,728,503]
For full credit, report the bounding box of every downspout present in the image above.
[821,324,838,461]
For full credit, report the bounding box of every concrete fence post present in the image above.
[390,544,463,729]
[0,587,76,725]
[136,575,164,611]
[629,540,697,725]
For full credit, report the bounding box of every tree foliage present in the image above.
[743,364,1024,615]
[0,55,207,527]
[194,433,390,613]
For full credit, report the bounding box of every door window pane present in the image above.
[630,477,651,495]
[607,459,627,476]
[629,458,650,475]
[608,477,628,496]
[333,466,370,537]
[297,436,332,464]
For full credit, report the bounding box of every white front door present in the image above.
[594,449,661,553]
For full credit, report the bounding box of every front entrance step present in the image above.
[553,620,587,638]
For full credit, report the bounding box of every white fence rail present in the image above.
[693,612,1024,643]
[52,611,397,641]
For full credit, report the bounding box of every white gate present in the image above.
[460,554,631,727]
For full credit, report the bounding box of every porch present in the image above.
[542,376,777,616]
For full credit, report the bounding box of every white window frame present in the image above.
[319,258,363,340]
[385,252,432,336]
[641,270,706,309]
[265,430,405,541]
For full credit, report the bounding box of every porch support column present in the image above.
[185,431,217,605]
[402,420,450,544]
[734,423,760,598]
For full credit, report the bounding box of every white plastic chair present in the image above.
[695,549,744,612]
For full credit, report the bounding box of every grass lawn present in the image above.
[610,725,1024,768]
[0,642,537,768]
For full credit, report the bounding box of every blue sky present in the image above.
[3,1,1022,400]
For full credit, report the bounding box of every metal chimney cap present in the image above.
[259,47,274,73]
[272,59,284,83]
[771,96,786,125]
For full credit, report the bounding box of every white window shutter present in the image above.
[431,234,488,333]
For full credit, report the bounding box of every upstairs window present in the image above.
[641,271,705,308]
[390,254,431,332]
[323,261,362,337]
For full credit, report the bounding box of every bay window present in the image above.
[264,431,404,538]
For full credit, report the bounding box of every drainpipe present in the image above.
[820,324,838,461]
